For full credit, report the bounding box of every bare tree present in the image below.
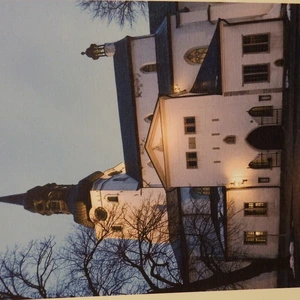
[0,237,62,299]
[0,193,291,298]
[77,0,148,28]
[103,196,182,293]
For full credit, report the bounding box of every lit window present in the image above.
[243,34,270,54]
[244,202,267,216]
[186,152,198,169]
[223,135,236,144]
[248,106,273,117]
[184,47,208,65]
[184,117,196,134]
[244,231,267,244]
[140,64,157,73]
[243,64,269,84]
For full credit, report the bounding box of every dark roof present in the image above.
[155,16,174,95]
[190,23,222,95]
[113,37,143,187]
[148,1,178,34]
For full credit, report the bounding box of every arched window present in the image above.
[184,47,208,65]
[248,106,273,117]
[140,63,157,73]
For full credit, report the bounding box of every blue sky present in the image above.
[0,0,149,249]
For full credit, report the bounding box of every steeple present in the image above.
[0,171,104,228]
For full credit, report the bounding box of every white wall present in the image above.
[220,20,284,93]
[90,185,166,239]
[226,187,280,259]
[161,93,282,188]
[171,16,216,92]
[130,37,162,187]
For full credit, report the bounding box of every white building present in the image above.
[94,1,285,287]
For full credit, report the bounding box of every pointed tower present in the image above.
[0,171,103,228]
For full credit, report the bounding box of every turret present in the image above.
[0,171,104,228]
[81,43,116,60]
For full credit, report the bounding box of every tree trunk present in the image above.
[153,258,290,293]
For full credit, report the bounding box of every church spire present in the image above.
[0,171,104,228]
[0,193,27,206]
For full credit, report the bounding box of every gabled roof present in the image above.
[190,22,222,95]
[145,98,169,190]
[155,16,174,96]
[113,37,143,188]
[148,1,178,34]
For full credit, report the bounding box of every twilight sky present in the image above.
[0,0,149,249]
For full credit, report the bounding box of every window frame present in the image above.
[140,63,157,73]
[243,63,270,85]
[242,33,270,55]
[184,116,196,134]
[244,202,268,216]
[186,152,198,169]
[184,46,208,65]
[244,231,267,244]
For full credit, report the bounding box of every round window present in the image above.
[94,207,108,221]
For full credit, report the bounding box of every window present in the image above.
[243,34,270,54]
[144,114,153,123]
[223,135,236,144]
[259,95,271,101]
[188,137,196,149]
[258,177,270,183]
[94,207,108,221]
[248,106,273,117]
[112,225,123,232]
[184,117,196,134]
[140,63,157,73]
[184,47,208,65]
[244,231,267,244]
[107,196,119,203]
[186,152,198,169]
[243,64,269,84]
[244,202,267,216]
